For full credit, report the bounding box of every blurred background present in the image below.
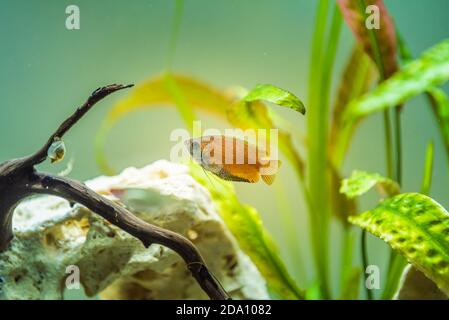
[1,0,448,299]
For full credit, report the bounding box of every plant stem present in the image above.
[421,141,434,195]
[166,0,184,71]
[381,252,406,299]
[361,230,373,300]
[307,0,331,299]
[384,110,394,179]
[340,226,355,292]
[394,108,402,184]
[275,181,306,285]
[321,8,343,111]
[164,0,196,130]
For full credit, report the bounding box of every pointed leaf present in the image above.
[163,73,196,129]
[243,84,306,115]
[397,33,449,171]
[340,170,400,199]
[344,39,449,122]
[349,193,449,295]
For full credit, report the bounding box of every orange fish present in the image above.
[185,135,281,185]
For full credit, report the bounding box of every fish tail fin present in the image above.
[260,159,282,174]
[260,160,281,185]
[261,173,276,185]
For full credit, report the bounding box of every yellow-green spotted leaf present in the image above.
[189,162,304,300]
[349,193,449,295]
[243,84,306,115]
[340,170,400,199]
[344,39,449,122]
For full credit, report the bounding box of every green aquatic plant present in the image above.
[95,75,309,299]
[343,39,449,122]
[340,170,400,199]
[94,0,449,300]
[350,193,449,296]
[242,84,306,115]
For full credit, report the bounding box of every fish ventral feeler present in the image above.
[186,135,281,185]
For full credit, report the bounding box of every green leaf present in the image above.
[243,84,306,115]
[189,162,304,300]
[163,73,196,130]
[421,141,434,195]
[344,39,449,122]
[337,0,398,78]
[349,193,449,296]
[340,170,400,199]
[397,32,449,193]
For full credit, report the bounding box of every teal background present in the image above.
[1,0,449,299]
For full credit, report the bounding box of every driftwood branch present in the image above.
[0,85,230,300]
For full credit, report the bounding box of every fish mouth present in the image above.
[184,139,194,155]
[183,139,192,150]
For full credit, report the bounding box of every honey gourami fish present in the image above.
[185,135,281,185]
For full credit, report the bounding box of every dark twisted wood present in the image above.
[0,84,230,300]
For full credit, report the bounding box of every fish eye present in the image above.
[191,141,200,150]
[185,140,201,155]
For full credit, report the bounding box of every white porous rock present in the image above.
[0,160,269,300]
